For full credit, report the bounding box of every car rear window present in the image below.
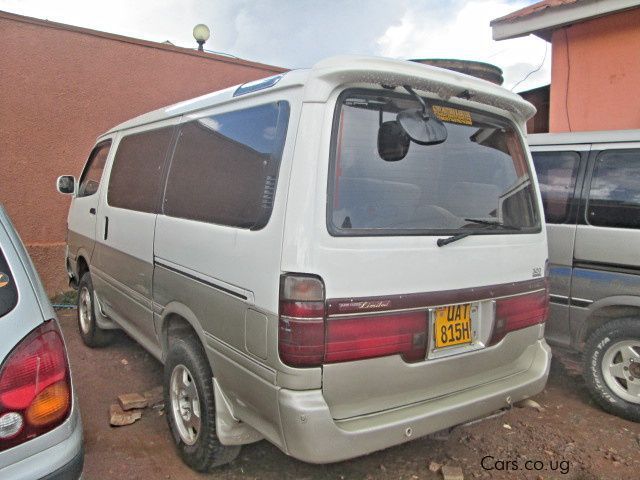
[0,248,18,318]
[328,89,540,236]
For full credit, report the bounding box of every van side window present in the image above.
[107,126,175,213]
[587,150,640,229]
[163,102,290,228]
[78,140,111,197]
[531,151,580,224]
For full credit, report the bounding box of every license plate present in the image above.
[434,303,473,348]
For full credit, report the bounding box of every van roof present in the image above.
[528,129,640,146]
[105,55,536,135]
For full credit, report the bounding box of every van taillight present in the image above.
[0,321,71,451]
[278,274,427,367]
[278,275,326,367]
[490,289,549,345]
[325,312,427,363]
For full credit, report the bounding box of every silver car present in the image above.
[0,206,83,479]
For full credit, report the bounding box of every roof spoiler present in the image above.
[303,55,536,122]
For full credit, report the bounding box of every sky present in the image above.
[0,0,550,92]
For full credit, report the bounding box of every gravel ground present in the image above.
[57,309,640,480]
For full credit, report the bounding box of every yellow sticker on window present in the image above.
[432,106,472,125]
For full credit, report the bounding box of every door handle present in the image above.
[104,216,109,240]
[89,208,96,215]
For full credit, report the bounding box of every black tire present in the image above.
[583,318,640,422]
[77,272,114,347]
[164,334,240,471]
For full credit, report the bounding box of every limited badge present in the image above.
[0,272,9,288]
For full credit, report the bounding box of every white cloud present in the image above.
[0,0,549,91]
[376,0,550,91]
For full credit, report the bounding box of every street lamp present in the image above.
[193,24,210,52]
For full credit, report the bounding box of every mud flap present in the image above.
[93,292,120,330]
[214,378,264,445]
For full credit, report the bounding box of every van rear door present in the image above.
[281,89,548,420]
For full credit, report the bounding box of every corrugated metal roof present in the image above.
[491,0,640,40]
[492,0,579,25]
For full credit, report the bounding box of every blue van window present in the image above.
[532,151,580,224]
[588,150,640,229]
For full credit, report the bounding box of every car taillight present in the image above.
[278,274,427,367]
[0,320,71,450]
[490,289,549,345]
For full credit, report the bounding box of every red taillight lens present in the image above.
[278,274,428,367]
[490,289,549,345]
[278,315,325,367]
[278,275,326,368]
[325,312,427,363]
[0,320,71,451]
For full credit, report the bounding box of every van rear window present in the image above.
[0,248,18,318]
[328,89,540,236]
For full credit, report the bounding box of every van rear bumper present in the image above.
[277,339,550,463]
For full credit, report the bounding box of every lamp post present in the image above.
[193,24,210,52]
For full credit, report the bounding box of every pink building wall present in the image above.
[550,7,640,132]
[0,12,284,294]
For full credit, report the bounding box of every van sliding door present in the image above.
[531,148,587,348]
[571,146,640,345]
[91,122,178,355]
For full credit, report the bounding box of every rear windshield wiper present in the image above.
[463,218,521,230]
[436,218,521,247]
[437,232,471,247]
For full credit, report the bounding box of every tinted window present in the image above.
[588,150,640,229]
[163,102,289,228]
[329,90,539,235]
[78,141,111,197]
[0,248,18,318]
[532,151,580,224]
[108,127,175,213]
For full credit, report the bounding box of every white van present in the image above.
[57,55,551,471]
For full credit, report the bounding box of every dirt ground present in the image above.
[56,309,640,480]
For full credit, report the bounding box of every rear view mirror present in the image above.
[397,108,448,146]
[57,175,75,194]
[398,85,448,146]
[377,120,410,162]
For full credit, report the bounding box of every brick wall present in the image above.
[0,11,284,294]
